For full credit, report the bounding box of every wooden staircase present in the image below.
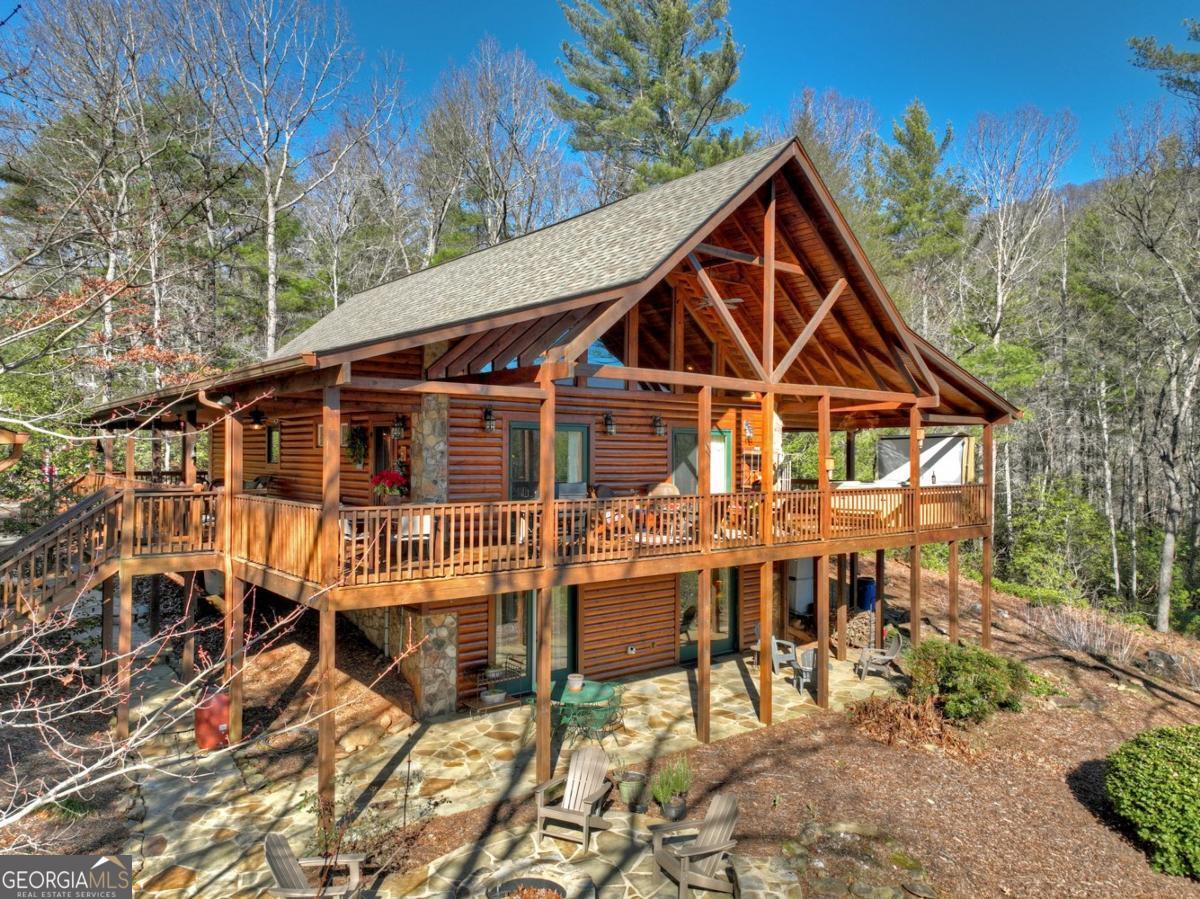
[0,489,125,643]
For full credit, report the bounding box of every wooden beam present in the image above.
[815,554,830,709]
[771,278,847,382]
[759,560,773,723]
[695,242,806,277]
[125,435,136,477]
[181,572,197,682]
[624,304,639,389]
[909,544,922,647]
[347,377,545,401]
[551,293,645,364]
[762,180,776,374]
[320,387,342,589]
[671,286,685,394]
[817,393,831,539]
[687,254,768,381]
[875,548,885,648]
[101,575,114,682]
[318,606,336,833]
[227,577,244,742]
[948,540,960,644]
[697,567,712,743]
[910,405,922,531]
[116,568,133,740]
[698,386,712,551]
[582,364,761,393]
[836,553,847,661]
[535,371,556,784]
[982,423,994,650]
[426,328,498,379]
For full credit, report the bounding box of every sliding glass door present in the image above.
[508,422,589,500]
[671,428,732,493]
[491,587,576,694]
[678,567,737,662]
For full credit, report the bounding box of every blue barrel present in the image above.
[857,576,877,611]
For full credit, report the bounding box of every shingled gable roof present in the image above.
[275,139,795,359]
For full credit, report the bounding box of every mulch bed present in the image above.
[387,560,1200,898]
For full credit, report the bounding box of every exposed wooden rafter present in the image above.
[771,278,847,382]
[686,253,768,381]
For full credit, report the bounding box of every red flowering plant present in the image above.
[370,469,410,497]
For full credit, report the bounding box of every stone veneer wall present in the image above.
[342,604,459,720]
[411,341,449,504]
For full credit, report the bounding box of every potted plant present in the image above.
[650,756,692,821]
[347,426,369,469]
[370,469,410,505]
[613,759,647,811]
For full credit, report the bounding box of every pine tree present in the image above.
[869,100,970,334]
[1131,19,1200,108]
[548,0,755,195]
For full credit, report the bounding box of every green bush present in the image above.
[650,755,693,805]
[907,639,1031,723]
[1106,725,1200,878]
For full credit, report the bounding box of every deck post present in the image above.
[697,386,711,553]
[758,389,775,725]
[815,554,830,709]
[181,571,197,682]
[817,393,831,540]
[318,606,336,829]
[981,423,994,649]
[116,568,133,740]
[316,386,342,833]
[908,406,922,647]
[124,434,135,480]
[182,421,196,486]
[874,548,885,647]
[948,540,960,644]
[762,177,776,374]
[846,431,859,629]
[697,567,712,742]
[222,411,244,743]
[535,373,556,783]
[835,554,847,661]
[909,545,921,646]
[102,431,113,475]
[101,574,114,682]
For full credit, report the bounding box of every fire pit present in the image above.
[486,876,567,898]
[458,858,595,899]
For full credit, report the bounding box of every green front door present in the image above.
[678,568,738,662]
[492,587,577,694]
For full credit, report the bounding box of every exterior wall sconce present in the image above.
[218,394,233,407]
[743,419,753,441]
[482,407,497,432]
[391,414,409,441]
[604,412,617,436]
[824,456,836,474]
[652,416,666,437]
[249,410,266,430]
[916,428,926,442]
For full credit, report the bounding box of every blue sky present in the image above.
[346,0,1193,185]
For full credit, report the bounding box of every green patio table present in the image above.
[550,679,615,705]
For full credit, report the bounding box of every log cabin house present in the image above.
[1,138,1018,817]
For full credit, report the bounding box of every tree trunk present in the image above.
[264,168,279,358]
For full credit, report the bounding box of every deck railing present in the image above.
[554,495,704,564]
[829,486,913,538]
[340,500,542,586]
[232,494,322,583]
[28,483,985,594]
[919,483,987,530]
[0,492,122,623]
[131,490,220,556]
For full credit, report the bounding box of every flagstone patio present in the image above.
[127,652,895,896]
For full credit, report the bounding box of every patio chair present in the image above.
[565,685,625,746]
[263,833,364,898]
[855,628,902,680]
[535,745,614,851]
[650,794,739,898]
[770,638,816,696]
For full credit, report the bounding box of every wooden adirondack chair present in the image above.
[534,746,613,851]
[263,833,365,898]
[651,794,740,898]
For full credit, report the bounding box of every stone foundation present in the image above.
[343,605,458,720]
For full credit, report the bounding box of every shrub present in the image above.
[1106,725,1200,878]
[907,639,1030,723]
[650,755,693,805]
[1025,604,1142,665]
